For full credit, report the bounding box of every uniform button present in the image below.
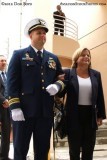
[41,72,43,75]
[41,66,43,69]
[42,87,45,90]
[42,79,44,82]
[27,64,29,66]
[22,93,24,95]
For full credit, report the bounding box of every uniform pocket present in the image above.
[22,61,36,67]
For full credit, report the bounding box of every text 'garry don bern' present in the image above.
[1,1,32,6]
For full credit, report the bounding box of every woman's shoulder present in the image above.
[90,69,103,83]
[90,68,101,76]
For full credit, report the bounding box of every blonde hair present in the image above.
[71,47,91,68]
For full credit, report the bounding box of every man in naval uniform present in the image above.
[7,18,64,160]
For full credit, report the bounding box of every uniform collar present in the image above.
[31,45,43,53]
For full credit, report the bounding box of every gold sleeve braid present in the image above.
[8,97,20,106]
[56,80,65,92]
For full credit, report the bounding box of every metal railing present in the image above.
[53,14,78,41]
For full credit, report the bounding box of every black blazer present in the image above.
[0,75,6,105]
[53,11,65,27]
[62,68,106,130]
[0,75,6,121]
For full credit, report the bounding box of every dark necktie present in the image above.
[37,51,42,63]
[1,72,8,97]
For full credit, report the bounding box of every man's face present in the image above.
[0,56,7,71]
[29,28,46,47]
[57,5,61,11]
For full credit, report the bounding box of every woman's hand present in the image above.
[57,74,65,81]
[97,118,103,126]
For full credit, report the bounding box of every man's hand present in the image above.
[2,99,9,108]
[11,108,25,121]
[46,84,60,96]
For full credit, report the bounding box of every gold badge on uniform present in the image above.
[48,57,56,70]
[22,53,33,61]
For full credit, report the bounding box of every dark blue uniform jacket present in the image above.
[7,45,63,118]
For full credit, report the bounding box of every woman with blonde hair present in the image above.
[62,47,106,160]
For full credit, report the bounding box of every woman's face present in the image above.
[76,49,91,67]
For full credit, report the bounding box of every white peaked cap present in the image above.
[24,18,49,36]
